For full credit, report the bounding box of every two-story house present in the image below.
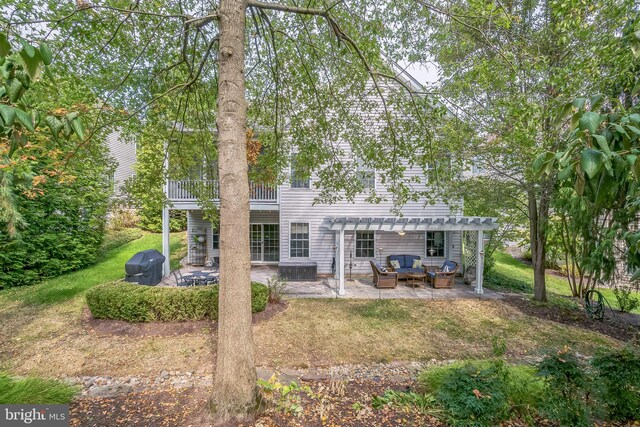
[160,71,498,295]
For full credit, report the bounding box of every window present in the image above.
[355,231,375,258]
[290,154,310,188]
[212,231,219,250]
[426,231,446,257]
[290,223,310,257]
[356,159,375,189]
[471,156,485,174]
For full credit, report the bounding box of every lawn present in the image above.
[0,231,186,306]
[0,234,629,394]
[490,252,640,314]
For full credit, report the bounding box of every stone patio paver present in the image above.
[162,264,501,300]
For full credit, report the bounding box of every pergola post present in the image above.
[162,206,170,277]
[475,229,484,294]
[338,228,346,296]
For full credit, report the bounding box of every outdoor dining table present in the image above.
[184,271,219,285]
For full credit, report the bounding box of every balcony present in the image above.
[167,179,278,204]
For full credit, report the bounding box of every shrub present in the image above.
[418,360,542,426]
[592,346,640,421]
[0,373,78,404]
[266,274,288,304]
[107,208,140,231]
[86,281,268,322]
[612,286,639,313]
[536,347,591,427]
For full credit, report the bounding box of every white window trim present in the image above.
[354,230,376,259]
[356,159,376,190]
[290,152,311,190]
[425,230,447,258]
[289,221,311,259]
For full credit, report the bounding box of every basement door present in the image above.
[250,224,280,262]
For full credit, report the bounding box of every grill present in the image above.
[124,249,166,286]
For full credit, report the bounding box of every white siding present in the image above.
[106,130,136,196]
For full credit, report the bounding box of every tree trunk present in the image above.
[211,0,257,423]
[528,189,548,302]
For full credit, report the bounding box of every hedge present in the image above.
[86,281,268,322]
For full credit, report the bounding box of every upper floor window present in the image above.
[290,223,310,257]
[290,154,310,189]
[356,159,375,189]
[355,231,375,258]
[426,231,446,257]
[471,156,485,174]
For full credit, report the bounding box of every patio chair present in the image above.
[425,260,458,289]
[171,269,194,287]
[370,260,398,289]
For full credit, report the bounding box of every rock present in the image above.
[300,372,328,382]
[388,375,411,384]
[200,378,213,387]
[256,367,274,381]
[87,384,132,398]
[160,370,169,379]
[174,380,193,389]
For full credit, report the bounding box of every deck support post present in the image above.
[475,229,484,294]
[338,228,346,296]
[162,206,171,277]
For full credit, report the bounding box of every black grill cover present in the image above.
[125,249,166,286]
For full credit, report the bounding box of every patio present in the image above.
[251,265,501,300]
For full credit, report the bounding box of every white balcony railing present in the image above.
[167,179,277,203]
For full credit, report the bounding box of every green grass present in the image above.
[0,373,78,404]
[0,232,186,306]
[490,252,640,314]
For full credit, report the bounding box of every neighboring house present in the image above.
[614,218,640,287]
[106,130,136,198]
[161,72,498,296]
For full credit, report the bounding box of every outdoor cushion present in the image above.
[427,271,436,278]
[390,260,401,269]
[373,260,387,272]
[412,258,423,269]
[390,254,421,269]
[442,261,457,271]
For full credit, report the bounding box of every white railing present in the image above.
[167,179,277,202]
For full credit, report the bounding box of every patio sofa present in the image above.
[387,255,426,279]
[369,260,398,288]
[426,260,459,289]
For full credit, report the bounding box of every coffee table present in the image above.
[406,272,427,288]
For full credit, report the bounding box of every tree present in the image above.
[425,0,636,301]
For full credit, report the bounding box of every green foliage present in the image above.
[537,347,592,426]
[86,280,268,322]
[266,274,287,304]
[257,376,314,417]
[371,389,436,414]
[0,373,78,404]
[98,228,144,257]
[612,286,640,313]
[418,360,543,426]
[592,347,640,421]
[0,233,185,305]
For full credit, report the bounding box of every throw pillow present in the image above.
[390,260,401,269]
[381,267,387,272]
[412,258,423,269]
[442,264,451,272]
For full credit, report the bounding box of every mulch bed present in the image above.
[82,302,288,338]
[69,379,444,427]
[70,387,211,427]
[502,294,640,342]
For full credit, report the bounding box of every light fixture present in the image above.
[397,231,406,236]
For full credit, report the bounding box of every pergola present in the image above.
[320,216,499,296]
